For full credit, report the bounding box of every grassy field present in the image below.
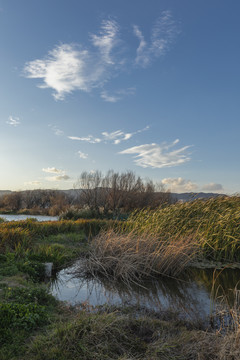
[0,196,239,359]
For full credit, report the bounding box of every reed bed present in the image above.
[80,229,199,285]
[0,218,115,239]
[124,196,240,261]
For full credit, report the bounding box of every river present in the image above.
[0,214,58,222]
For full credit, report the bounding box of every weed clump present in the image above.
[80,229,199,284]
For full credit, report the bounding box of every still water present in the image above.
[0,214,58,222]
[50,261,240,323]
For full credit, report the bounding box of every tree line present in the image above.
[0,170,172,216]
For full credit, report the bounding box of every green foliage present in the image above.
[0,253,19,278]
[17,261,45,282]
[0,302,48,344]
[28,244,67,268]
[4,285,57,306]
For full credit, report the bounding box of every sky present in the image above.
[0,0,239,194]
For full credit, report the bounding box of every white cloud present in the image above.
[90,19,119,65]
[78,151,88,159]
[42,167,70,181]
[24,181,42,186]
[24,15,179,100]
[120,139,191,168]
[42,167,63,174]
[46,175,71,181]
[6,116,21,127]
[68,125,149,145]
[161,177,198,192]
[133,10,178,67]
[202,183,223,192]
[68,135,101,143]
[102,130,133,144]
[24,20,121,101]
[24,44,91,100]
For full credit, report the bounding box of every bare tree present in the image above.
[74,170,172,215]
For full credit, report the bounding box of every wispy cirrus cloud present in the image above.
[6,116,21,127]
[133,10,179,67]
[119,139,191,168]
[68,135,101,143]
[24,13,179,100]
[24,19,121,100]
[90,19,120,65]
[161,177,197,192]
[68,125,149,145]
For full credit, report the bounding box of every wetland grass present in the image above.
[82,229,199,285]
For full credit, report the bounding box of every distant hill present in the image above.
[0,189,225,203]
[171,192,225,202]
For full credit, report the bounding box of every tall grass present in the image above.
[0,227,32,254]
[0,218,115,238]
[124,196,240,262]
[80,229,199,284]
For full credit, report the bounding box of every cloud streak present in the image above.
[24,19,121,100]
[24,13,179,100]
[133,11,179,67]
[42,167,63,174]
[6,116,21,127]
[120,139,191,168]
[101,87,136,102]
[68,125,149,145]
[68,135,101,143]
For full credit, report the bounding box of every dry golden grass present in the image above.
[81,229,200,285]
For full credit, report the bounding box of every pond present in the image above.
[50,261,240,325]
[0,214,58,222]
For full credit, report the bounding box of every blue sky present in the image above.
[0,0,239,193]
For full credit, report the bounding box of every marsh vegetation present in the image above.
[0,195,239,359]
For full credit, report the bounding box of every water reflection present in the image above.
[50,261,240,322]
[0,214,58,222]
